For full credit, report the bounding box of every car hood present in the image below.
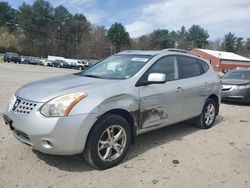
[16,74,115,102]
[222,79,250,85]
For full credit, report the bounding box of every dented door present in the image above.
[138,55,184,129]
[139,79,184,128]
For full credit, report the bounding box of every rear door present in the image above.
[139,55,185,129]
[178,55,208,120]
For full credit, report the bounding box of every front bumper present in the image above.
[221,87,250,103]
[3,104,98,155]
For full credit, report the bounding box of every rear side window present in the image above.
[199,60,209,73]
[179,56,201,78]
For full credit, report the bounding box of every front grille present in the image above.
[13,98,37,114]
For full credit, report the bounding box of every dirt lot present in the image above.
[0,62,250,188]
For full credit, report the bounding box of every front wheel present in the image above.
[194,98,217,129]
[84,114,131,170]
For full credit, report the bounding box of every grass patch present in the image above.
[0,53,3,63]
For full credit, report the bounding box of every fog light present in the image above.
[41,140,54,149]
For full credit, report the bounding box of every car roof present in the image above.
[117,50,161,56]
[117,48,199,58]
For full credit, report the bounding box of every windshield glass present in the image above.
[223,71,250,80]
[79,55,152,79]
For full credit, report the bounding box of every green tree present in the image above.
[0,2,18,31]
[54,5,72,23]
[222,32,237,52]
[18,3,35,54]
[176,26,189,50]
[246,38,250,51]
[32,0,53,56]
[187,25,209,49]
[149,29,174,50]
[52,5,72,55]
[235,37,243,53]
[18,0,54,56]
[62,13,90,57]
[107,23,130,53]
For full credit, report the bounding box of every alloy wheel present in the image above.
[204,103,215,126]
[97,125,127,162]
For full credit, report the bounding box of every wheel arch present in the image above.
[208,94,220,115]
[86,108,137,148]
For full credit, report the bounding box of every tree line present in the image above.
[0,0,250,59]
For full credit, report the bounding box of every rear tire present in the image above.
[194,98,217,129]
[84,114,131,170]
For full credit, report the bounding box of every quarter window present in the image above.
[148,56,179,81]
[179,56,201,78]
[199,60,209,73]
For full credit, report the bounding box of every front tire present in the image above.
[194,98,217,129]
[84,114,131,170]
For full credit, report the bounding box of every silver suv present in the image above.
[3,49,221,169]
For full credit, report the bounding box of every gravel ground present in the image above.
[0,62,250,188]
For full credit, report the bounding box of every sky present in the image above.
[6,0,250,40]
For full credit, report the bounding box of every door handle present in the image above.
[176,87,183,93]
[204,82,209,85]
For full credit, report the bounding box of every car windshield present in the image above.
[79,54,152,79]
[223,71,250,80]
[9,53,18,56]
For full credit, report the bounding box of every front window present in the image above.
[78,55,152,79]
[223,71,250,80]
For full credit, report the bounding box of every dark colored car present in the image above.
[221,69,250,103]
[28,58,44,66]
[51,60,70,68]
[23,57,43,66]
[3,52,21,63]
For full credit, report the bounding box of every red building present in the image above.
[191,48,250,71]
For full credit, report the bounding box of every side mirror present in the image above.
[147,73,166,84]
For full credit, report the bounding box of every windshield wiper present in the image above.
[82,74,103,78]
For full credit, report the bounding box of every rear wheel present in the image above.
[194,98,217,129]
[84,114,131,170]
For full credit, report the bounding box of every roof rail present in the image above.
[160,48,189,53]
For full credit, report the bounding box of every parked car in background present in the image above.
[3,52,21,63]
[51,59,70,68]
[3,49,221,169]
[40,59,52,66]
[21,56,28,64]
[28,58,44,66]
[221,69,250,103]
[23,57,43,66]
[73,60,89,70]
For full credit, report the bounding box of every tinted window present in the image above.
[179,56,201,78]
[199,60,209,73]
[148,56,179,81]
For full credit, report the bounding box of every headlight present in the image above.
[40,92,87,117]
[238,84,250,89]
